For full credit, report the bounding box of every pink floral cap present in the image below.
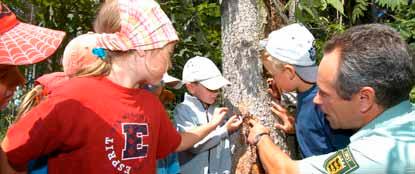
[96,0,179,51]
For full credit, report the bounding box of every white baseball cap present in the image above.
[260,23,317,83]
[162,73,182,89]
[182,56,230,90]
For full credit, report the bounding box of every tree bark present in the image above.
[221,0,296,173]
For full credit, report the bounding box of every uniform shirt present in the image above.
[298,100,415,173]
[296,85,353,157]
[3,77,181,174]
[175,93,231,174]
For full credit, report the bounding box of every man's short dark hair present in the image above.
[323,24,415,108]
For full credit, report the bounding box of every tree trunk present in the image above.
[221,0,297,173]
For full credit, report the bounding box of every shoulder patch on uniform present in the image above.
[323,147,359,174]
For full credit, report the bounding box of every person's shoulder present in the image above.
[174,102,197,117]
[174,102,191,112]
[56,76,99,90]
[49,77,103,99]
[298,94,323,115]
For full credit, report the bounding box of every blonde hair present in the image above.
[16,85,44,120]
[74,0,134,77]
[74,59,111,77]
[94,0,121,34]
[260,51,288,71]
[91,0,174,78]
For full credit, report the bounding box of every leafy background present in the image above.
[1,0,414,138]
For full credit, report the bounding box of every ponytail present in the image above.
[15,85,44,121]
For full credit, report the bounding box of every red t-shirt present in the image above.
[3,77,181,174]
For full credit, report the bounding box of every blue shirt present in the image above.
[157,153,180,174]
[28,157,48,174]
[296,85,353,158]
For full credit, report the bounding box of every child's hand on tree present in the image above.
[210,107,228,126]
[271,101,296,134]
[225,115,243,133]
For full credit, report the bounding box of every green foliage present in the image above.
[387,4,415,44]
[295,0,415,102]
[352,0,369,23]
[375,0,407,11]
[159,0,221,109]
[411,87,415,103]
[160,0,221,71]
[294,0,346,63]
[385,4,415,103]
[351,0,408,23]
[326,0,344,15]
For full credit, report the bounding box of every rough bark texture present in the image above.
[221,0,296,173]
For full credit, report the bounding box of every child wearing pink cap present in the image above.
[8,33,101,174]
[2,0,228,174]
[17,33,101,120]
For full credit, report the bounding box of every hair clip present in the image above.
[92,47,107,60]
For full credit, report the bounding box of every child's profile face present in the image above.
[262,57,297,93]
[189,83,219,105]
[143,43,176,85]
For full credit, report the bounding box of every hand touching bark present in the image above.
[225,115,243,133]
[271,101,295,134]
[247,119,270,145]
[210,107,228,126]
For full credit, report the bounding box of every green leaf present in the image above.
[320,0,328,11]
[326,0,344,15]
[284,0,294,11]
[375,0,407,11]
[303,6,317,19]
[410,86,415,103]
[352,0,369,23]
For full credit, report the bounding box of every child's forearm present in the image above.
[187,126,227,153]
[175,121,219,152]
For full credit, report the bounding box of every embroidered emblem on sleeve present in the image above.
[323,147,359,174]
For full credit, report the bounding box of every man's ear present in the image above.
[358,87,376,113]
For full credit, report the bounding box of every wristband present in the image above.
[254,132,269,145]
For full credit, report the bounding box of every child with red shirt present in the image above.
[2,0,228,173]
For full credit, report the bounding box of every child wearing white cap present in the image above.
[175,56,242,174]
[260,23,353,158]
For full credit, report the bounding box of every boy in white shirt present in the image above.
[175,56,243,174]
